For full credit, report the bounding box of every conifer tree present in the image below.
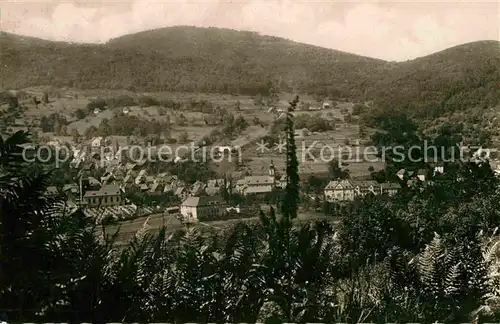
[281,95,300,220]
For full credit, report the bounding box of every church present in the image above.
[235,161,282,196]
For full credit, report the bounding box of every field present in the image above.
[5,87,382,177]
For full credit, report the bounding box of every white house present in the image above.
[180,196,226,222]
[90,136,103,148]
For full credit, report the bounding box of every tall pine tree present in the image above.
[281,95,300,220]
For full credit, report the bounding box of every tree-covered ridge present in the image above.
[368,40,500,119]
[0,27,386,96]
[2,28,499,120]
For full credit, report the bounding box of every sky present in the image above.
[0,0,499,61]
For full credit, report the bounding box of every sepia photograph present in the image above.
[0,0,499,322]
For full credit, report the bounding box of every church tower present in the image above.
[269,160,276,184]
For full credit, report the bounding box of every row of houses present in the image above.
[324,179,400,202]
[323,165,450,203]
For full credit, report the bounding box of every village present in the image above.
[4,88,499,232]
[40,133,444,227]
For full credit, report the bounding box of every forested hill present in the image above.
[367,40,500,119]
[1,27,499,115]
[0,26,387,97]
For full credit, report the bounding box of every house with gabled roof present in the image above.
[235,163,278,196]
[396,168,414,180]
[324,179,355,202]
[175,187,189,201]
[149,182,163,193]
[351,180,379,196]
[236,175,275,195]
[276,174,287,189]
[180,195,226,221]
[415,169,428,182]
[190,181,206,196]
[90,136,103,148]
[324,179,401,202]
[135,169,147,185]
[82,184,123,208]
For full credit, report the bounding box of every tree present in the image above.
[351,104,365,115]
[59,125,68,136]
[138,95,159,107]
[344,113,352,123]
[253,94,263,107]
[177,113,187,126]
[178,131,189,144]
[75,109,86,120]
[71,128,80,143]
[359,125,366,138]
[7,96,18,111]
[328,159,349,179]
[98,118,112,137]
[265,81,280,108]
[281,95,300,220]
[86,98,107,112]
[32,96,40,108]
[85,125,99,139]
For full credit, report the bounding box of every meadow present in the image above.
[6,87,382,177]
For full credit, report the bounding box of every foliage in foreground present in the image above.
[3,122,500,322]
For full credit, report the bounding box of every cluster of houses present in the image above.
[324,179,400,202]
[66,161,285,222]
[45,135,464,223]
[323,165,449,202]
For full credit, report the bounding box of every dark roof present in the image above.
[83,184,121,198]
[351,180,378,188]
[381,182,401,189]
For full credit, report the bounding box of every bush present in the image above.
[75,108,86,120]
[351,103,366,115]
[86,98,107,112]
[138,95,160,107]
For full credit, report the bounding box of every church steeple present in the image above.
[269,159,275,177]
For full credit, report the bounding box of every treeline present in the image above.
[85,114,169,139]
[0,27,385,99]
[362,106,494,149]
[39,113,68,134]
[74,95,232,123]
[364,41,500,126]
[270,112,335,134]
